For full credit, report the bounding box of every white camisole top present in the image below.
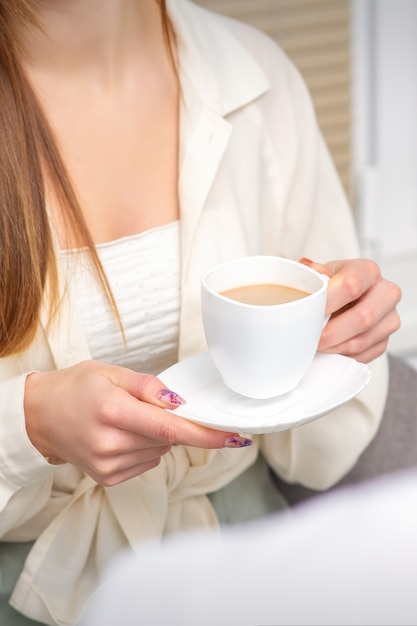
[60,221,181,376]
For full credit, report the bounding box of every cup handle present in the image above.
[321,274,331,329]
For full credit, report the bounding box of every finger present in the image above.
[329,266,401,319]
[319,309,400,360]
[300,258,380,316]
[96,380,251,450]
[353,340,391,364]
[302,258,385,316]
[89,443,172,482]
[327,262,383,317]
[92,428,172,458]
[320,288,401,352]
[95,363,253,449]
[299,257,334,278]
[94,457,164,487]
[98,363,187,410]
[129,398,252,448]
[323,337,389,364]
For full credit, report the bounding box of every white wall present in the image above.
[351,0,417,356]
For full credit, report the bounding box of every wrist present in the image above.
[24,371,55,458]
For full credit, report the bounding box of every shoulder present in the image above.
[170,1,289,72]
[172,0,312,107]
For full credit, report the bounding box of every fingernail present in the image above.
[299,257,314,265]
[157,388,186,406]
[224,436,253,448]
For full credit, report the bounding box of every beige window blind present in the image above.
[193,0,352,201]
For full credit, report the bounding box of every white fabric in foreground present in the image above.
[80,469,417,626]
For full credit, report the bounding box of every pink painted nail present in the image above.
[224,436,253,448]
[157,388,186,406]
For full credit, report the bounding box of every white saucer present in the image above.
[158,351,371,434]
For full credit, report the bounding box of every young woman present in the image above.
[0,1,401,624]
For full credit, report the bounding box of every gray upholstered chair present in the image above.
[272,354,417,505]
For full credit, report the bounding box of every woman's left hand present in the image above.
[300,258,402,363]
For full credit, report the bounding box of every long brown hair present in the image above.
[0,0,171,358]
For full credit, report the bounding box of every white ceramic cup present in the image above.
[201,256,329,399]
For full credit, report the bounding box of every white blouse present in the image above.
[60,221,181,376]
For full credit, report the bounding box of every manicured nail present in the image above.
[157,388,186,406]
[224,436,253,448]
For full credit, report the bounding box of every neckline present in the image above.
[60,220,180,255]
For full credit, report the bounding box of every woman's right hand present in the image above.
[24,361,252,486]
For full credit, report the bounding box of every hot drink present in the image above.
[220,283,309,306]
